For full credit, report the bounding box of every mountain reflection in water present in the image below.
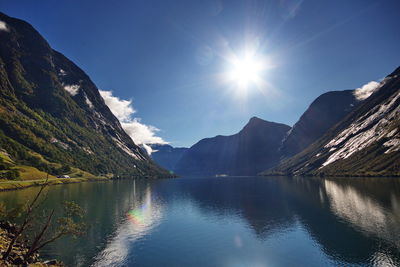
[0,176,399,266]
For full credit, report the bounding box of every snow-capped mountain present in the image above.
[280,90,361,158]
[264,66,400,176]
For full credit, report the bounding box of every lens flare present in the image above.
[127,208,146,225]
[127,201,150,225]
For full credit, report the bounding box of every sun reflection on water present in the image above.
[92,182,163,266]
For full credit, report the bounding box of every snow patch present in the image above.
[85,95,94,108]
[82,147,94,155]
[386,129,397,138]
[384,138,400,154]
[64,84,80,96]
[50,138,70,150]
[0,21,9,32]
[59,69,67,76]
[112,137,145,160]
[323,90,400,167]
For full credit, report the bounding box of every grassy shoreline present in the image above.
[0,177,111,192]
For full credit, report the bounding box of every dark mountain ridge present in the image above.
[280,90,361,158]
[175,88,362,177]
[175,117,290,176]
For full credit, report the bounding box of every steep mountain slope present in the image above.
[280,90,361,158]
[0,12,168,179]
[264,66,400,177]
[149,144,188,171]
[175,117,290,176]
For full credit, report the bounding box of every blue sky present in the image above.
[1,0,400,147]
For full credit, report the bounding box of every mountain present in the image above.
[0,12,168,179]
[263,66,400,177]
[175,117,290,176]
[149,144,188,171]
[280,90,361,158]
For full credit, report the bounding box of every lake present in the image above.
[0,176,399,266]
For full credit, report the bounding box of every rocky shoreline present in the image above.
[0,221,63,266]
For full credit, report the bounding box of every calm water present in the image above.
[0,176,400,266]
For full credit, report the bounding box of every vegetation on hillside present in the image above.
[0,12,169,180]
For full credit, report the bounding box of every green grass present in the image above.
[0,176,110,191]
[0,151,13,164]
[12,165,56,180]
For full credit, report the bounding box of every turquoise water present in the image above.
[0,176,399,266]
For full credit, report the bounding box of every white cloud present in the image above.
[141,143,154,156]
[64,84,80,96]
[99,90,167,153]
[0,21,9,32]
[353,81,380,100]
[99,90,135,122]
[121,119,167,145]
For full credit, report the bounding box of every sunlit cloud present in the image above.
[353,81,380,100]
[0,21,9,32]
[100,90,167,152]
[99,90,135,122]
[121,119,167,145]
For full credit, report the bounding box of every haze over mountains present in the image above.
[149,144,187,171]
[174,117,290,176]
[0,12,168,178]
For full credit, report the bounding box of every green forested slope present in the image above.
[0,12,168,179]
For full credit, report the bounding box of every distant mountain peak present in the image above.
[248,116,270,124]
[175,117,290,176]
[241,116,288,134]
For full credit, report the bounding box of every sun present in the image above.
[228,56,263,87]
[224,51,268,91]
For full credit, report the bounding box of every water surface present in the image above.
[0,176,399,266]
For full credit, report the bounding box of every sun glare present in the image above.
[229,55,263,87]
[223,49,270,93]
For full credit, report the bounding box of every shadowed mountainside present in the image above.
[280,90,361,158]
